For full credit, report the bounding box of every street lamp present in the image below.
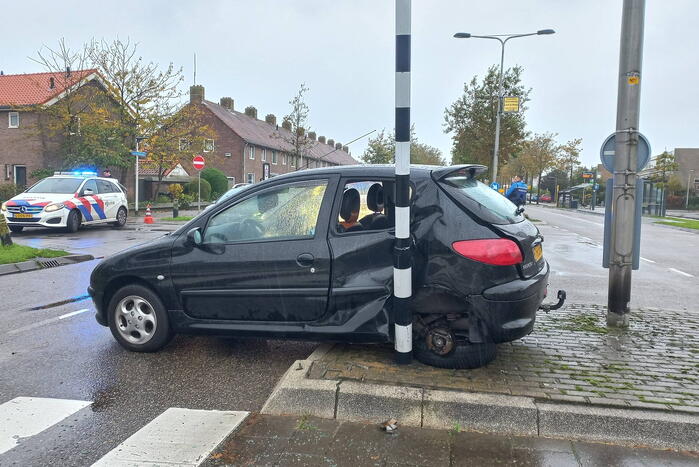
[453,29,555,183]
[687,169,696,209]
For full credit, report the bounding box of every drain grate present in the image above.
[38,259,61,269]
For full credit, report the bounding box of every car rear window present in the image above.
[439,174,524,225]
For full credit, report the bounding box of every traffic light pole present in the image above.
[607,0,645,327]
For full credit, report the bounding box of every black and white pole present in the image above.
[394,0,412,365]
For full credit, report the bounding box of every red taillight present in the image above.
[452,239,523,266]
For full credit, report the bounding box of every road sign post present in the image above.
[130,148,147,214]
[192,155,205,211]
[607,0,646,328]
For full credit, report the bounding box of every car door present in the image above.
[169,176,336,322]
[96,179,118,220]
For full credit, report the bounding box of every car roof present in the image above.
[263,164,484,183]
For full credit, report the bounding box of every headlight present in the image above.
[1,202,6,211]
[44,203,65,212]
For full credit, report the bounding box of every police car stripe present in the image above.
[394,0,412,365]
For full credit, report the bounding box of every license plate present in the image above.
[533,244,543,261]
[13,213,32,219]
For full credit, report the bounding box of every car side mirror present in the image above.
[186,227,202,246]
[83,188,95,196]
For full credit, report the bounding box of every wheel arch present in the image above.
[102,275,159,316]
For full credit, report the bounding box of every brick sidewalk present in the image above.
[309,304,699,414]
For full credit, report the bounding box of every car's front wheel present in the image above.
[107,284,173,352]
[413,319,496,369]
[111,207,127,228]
[8,225,23,233]
[66,209,81,233]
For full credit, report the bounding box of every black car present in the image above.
[89,165,552,369]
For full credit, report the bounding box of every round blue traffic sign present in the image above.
[490,182,500,190]
[600,132,651,173]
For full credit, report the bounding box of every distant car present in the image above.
[89,165,554,369]
[1,172,128,233]
[540,194,552,202]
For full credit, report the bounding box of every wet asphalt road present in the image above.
[526,205,699,311]
[0,222,317,466]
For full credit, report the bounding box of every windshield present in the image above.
[440,175,524,225]
[25,177,83,194]
[215,185,250,204]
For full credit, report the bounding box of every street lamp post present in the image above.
[454,29,555,183]
[687,169,696,209]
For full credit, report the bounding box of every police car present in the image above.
[1,172,128,233]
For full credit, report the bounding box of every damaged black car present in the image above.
[88,165,557,369]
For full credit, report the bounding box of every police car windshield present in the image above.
[26,177,83,194]
[440,175,524,225]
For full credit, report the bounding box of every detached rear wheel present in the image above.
[413,320,496,369]
[107,284,172,352]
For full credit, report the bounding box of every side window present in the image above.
[204,180,328,244]
[82,179,98,195]
[96,180,113,193]
[337,180,394,234]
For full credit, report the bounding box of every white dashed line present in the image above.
[58,308,90,320]
[640,257,655,263]
[669,268,694,278]
[7,309,91,335]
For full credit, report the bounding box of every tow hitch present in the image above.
[539,290,566,313]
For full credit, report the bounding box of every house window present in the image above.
[262,149,267,162]
[70,115,81,136]
[227,176,235,186]
[299,156,303,168]
[249,146,255,160]
[282,153,287,165]
[204,139,215,152]
[290,155,295,167]
[225,152,231,158]
[179,138,191,151]
[247,172,254,184]
[8,112,19,128]
[272,150,278,165]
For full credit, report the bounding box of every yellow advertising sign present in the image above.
[503,96,520,113]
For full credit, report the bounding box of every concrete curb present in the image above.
[0,253,95,277]
[261,359,699,451]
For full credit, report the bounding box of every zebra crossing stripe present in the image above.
[92,408,248,466]
[0,397,91,455]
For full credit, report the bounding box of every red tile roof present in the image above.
[203,100,358,166]
[0,69,98,106]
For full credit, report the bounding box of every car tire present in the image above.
[8,225,23,233]
[65,209,81,233]
[107,284,173,352]
[111,207,127,228]
[414,337,496,369]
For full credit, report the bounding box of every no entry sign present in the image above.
[192,155,205,171]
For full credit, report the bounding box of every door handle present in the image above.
[296,253,315,267]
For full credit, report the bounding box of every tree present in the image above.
[444,65,530,169]
[649,151,678,188]
[282,84,314,168]
[519,133,560,201]
[557,138,582,188]
[361,126,446,166]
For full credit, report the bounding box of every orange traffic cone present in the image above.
[144,204,154,224]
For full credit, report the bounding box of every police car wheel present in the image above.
[111,207,127,228]
[107,284,173,352]
[8,225,23,233]
[66,209,81,233]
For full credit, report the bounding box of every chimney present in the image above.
[244,106,258,119]
[318,136,326,144]
[335,142,342,150]
[282,119,292,131]
[66,67,71,78]
[265,114,276,125]
[308,131,317,141]
[342,145,349,153]
[328,139,335,147]
[49,77,55,89]
[296,127,305,137]
[190,85,205,104]
[219,97,234,110]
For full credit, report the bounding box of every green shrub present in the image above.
[201,167,228,195]
[155,195,171,204]
[179,194,194,209]
[0,184,21,203]
[30,168,55,181]
[184,179,212,201]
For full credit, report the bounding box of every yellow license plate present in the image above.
[13,213,32,219]
[533,244,543,261]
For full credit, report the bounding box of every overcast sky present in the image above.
[2,0,697,167]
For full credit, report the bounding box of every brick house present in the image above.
[160,85,357,193]
[0,69,113,189]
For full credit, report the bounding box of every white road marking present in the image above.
[669,268,695,278]
[92,408,249,466]
[640,257,656,263]
[579,236,592,242]
[7,309,91,335]
[0,397,91,455]
[536,209,604,227]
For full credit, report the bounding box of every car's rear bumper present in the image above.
[473,262,549,343]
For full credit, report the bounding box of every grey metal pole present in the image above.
[686,170,695,209]
[135,139,139,214]
[394,0,412,364]
[607,0,645,327]
[491,40,506,183]
[198,170,201,211]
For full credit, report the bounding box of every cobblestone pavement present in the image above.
[202,414,699,466]
[309,304,699,414]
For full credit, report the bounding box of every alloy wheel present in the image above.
[114,295,158,345]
